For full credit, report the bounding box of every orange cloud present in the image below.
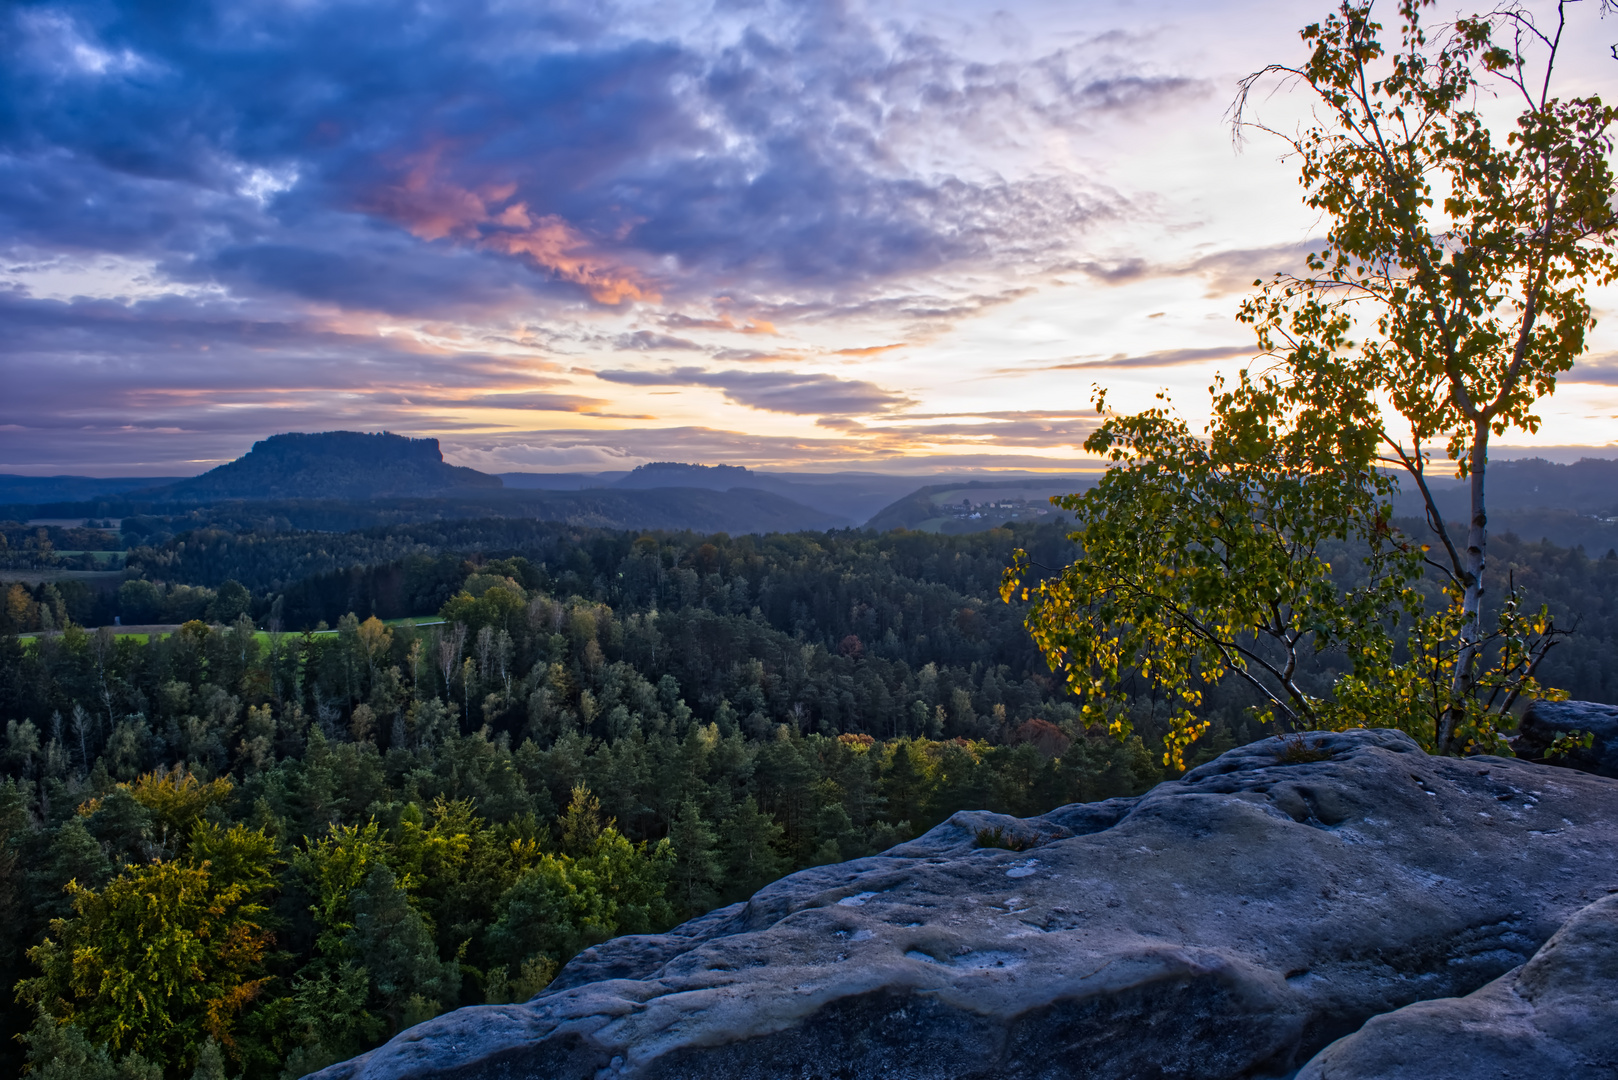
[482,212,651,306]
[361,147,654,305]
[834,343,907,357]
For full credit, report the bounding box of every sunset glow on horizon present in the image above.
[4,0,1618,478]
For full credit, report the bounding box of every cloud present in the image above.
[663,313,778,335]
[614,330,704,352]
[0,0,1218,472]
[749,285,1039,333]
[356,148,655,304]
[372,391,608,413]
[1064,258,1153,284]
[441,425,1107,475]
[828,410,1103,449]
[17,9,154,80]
[1564,353,1618,386]
[0,282,1102,473]
[439,412,1113,475]
[835,343,908,357]
[0,0,1189,316]
[0,290,586,471]
[594,366,913,415]
[1063,241,1321,297]
[1010,344,1257,372]
[710,347,795,362]
[1181,242,1323,295]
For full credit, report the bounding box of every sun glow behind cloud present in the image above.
[1,0,1615,475]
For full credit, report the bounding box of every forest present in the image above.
[0,521,1173,1080]
[1,516,1616,1079]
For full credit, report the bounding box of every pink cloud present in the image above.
[359,146,654,305]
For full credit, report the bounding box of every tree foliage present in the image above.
[1006,376,1423,767]
[2,503,1616,1075]
[17,816,278,1074]
[0,522,1192,1078]
[1237,0,1617,749]
[1009,0,1616,761]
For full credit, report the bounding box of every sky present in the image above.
[3,0,1618,478]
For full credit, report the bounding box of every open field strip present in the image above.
[17,615,446,646]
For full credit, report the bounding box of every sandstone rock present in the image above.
[1516,698,1618,778]
[309,729,1618,1080]
[1297,892,1618,1079]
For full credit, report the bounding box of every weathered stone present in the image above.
[1297,891,1618,1079]
[1516,698,1618,778]
[309,730,1618,1080]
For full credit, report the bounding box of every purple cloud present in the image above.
[1010,344,1258,372]
[0,1,1199,311]
[594,366,912,415]
[0,0,1211,471]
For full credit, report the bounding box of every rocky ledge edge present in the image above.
[311,728,1618,1080]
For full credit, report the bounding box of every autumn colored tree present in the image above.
[17,821,279,1074]
[5,584,39,634]
[1009,0,1616,762]
[1008,379,1422,767]
[1239,0,1618,749]
[122,767,233,855]
[487,785,673,968]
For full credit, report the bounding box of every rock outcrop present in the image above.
[144,431,502,502]
[1516,698,1618,779]
[1298,892,1618,1079]
[310,729,1618,1080]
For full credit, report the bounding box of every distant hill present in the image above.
[866,478,1098,533]
[609,462,884,523]
[1391,456,1618,519]
[1393,510,1618,557]
[140,431,502,502]
[613,462,757,490]
[614,464,936,524]
[515,486,849,533]
[498,472,628,491]
[866,458,1617,539]
[1387,456,1618,552]
[0,475,186,506]
[497,463,1052,525]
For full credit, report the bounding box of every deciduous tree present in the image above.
[1232,0,1617,750]
[17,822,279,1073]
[1008,0,1616,760]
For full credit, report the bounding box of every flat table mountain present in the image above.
[145,431,502,501]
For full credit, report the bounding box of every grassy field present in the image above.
[17,615,447,646]
[0,568,124,587]
[246,616,446,645]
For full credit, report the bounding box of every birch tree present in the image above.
[1009,0,1617,761]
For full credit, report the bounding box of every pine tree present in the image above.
[668,801,720,917]
[558,784,603,857]
[28,817,112,924]
[721,796,785,902]
[345,866,461,1031]
[189,1038,227,1080]
[18,1007,161,1080]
